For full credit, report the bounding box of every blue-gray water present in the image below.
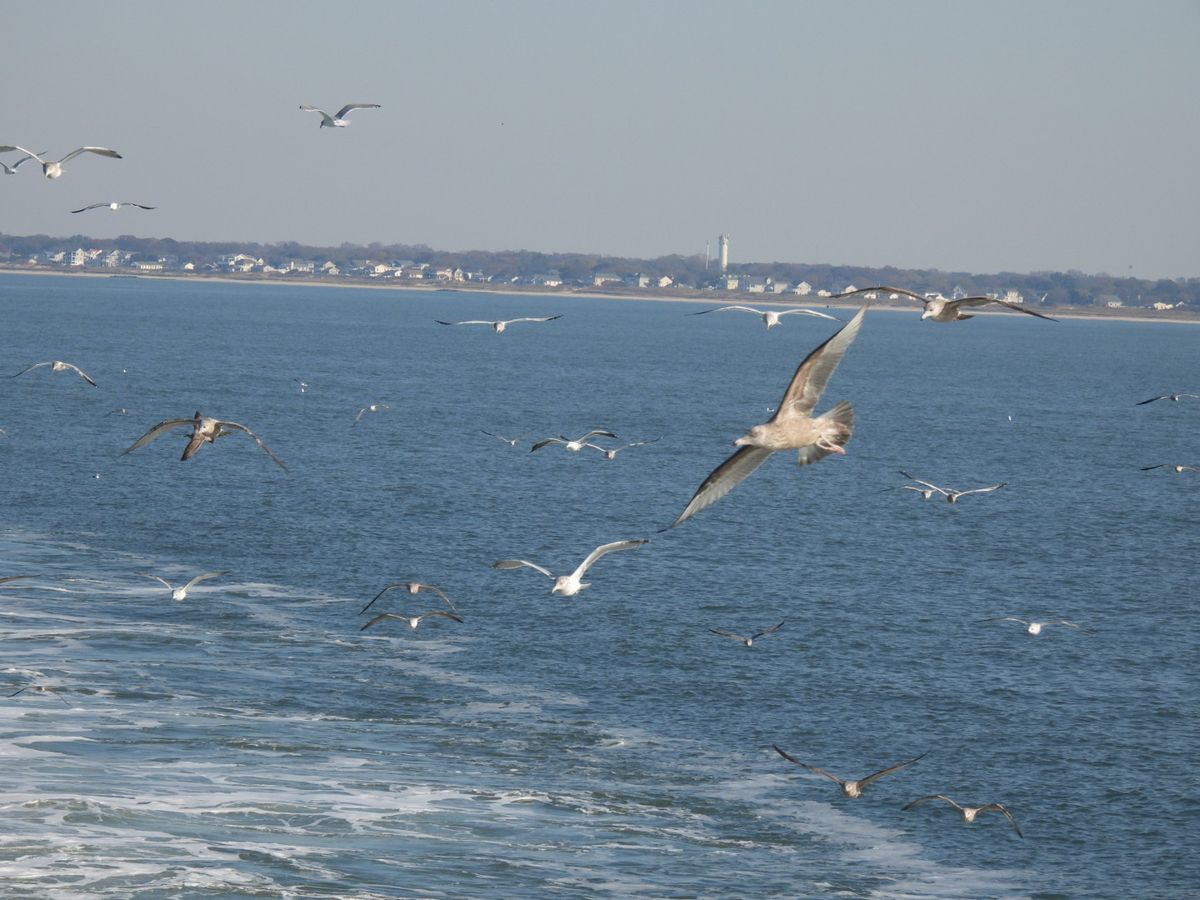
[0,273,1196,899]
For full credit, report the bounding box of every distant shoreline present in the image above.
[2,264,1197,325]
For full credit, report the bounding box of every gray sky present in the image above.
[2,1,1197,278]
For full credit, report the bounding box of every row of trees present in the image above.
[1,232,1195,308]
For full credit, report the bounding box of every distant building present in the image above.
[656,275,673,288]
[790,281,812,295]
[718,234,730,273]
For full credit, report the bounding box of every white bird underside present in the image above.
[71,202,155,213]
[13,360,97,386]
[300,103,381,127]
[492,539,648,596]
[902,794,1023,837]
[0,145,122,178]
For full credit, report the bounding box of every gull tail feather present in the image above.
[795,400,853,467]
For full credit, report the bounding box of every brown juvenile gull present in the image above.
[773,745,928,798]
[0,145,122,179]
[139,571,229,601]
[360,582,458,615]
[531,430,617,452]
[124,411,287,470]
[13,360,97,386]
[300,103,382,128]
[709,621,783,647]
[983,616,1080,636]
[353,403,390,426]
[583,437,660,460]
[360,610,464,631]
[1136,392,1199,405]
[902,795,1023,838]
[1141,463,1198,473]
[70,201,155,214]
[492,539,648,597]
[668,303,868,528]
[832,286,1056,323]
[435,315,561,333]
[899,471,1007,503]
[689,305,841,329]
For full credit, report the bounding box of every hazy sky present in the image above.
[2,1,1197,278]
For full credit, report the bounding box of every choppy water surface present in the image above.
[0,274,1196,898]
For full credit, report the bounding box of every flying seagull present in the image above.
[360,582,458,615]
[1141,464,1198,473]
[584,437,660,460]
[435,315,562,333]
[299,103,382,128]
[106,407,130,416]
[1136,393,1199,405]
[983,616,1080,636]
[353,403,390,426]
[0,149,43,175]
[709,622,784,647]
[123,411,287,470]
[360,610,465,632]
[689,305,841,329]
[481,430,525,447]
[668,303,868,528]
[0,145,122,179]
[531,430,617,452]
[902,795,1023,838]
[7,684,70,705]
[13,360,97,386]
[833,286,1056,323]
[773,745,928,798]
[899,471,1007,503]
[70,201,155,214]
[295,379,309,393]
[139,571,228,601]
[492,538,648,597]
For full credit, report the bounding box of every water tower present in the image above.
[718,234,730,273]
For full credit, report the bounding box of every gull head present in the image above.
[733,424,769,448]
[1026,622,1043,635]
[171,587,188,601]
[493,321,507,333]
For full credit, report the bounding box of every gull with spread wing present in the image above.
[833,286,1056,323]
[689,305,841,329]
[13,360,97,386]
[139,571,228,601]
[492,539,648,597]
[124,411,286,470]
[983,616,1080,636]
[360,610,464,632]
[903,795,1023,837]
[899,471,1007,503]
[436,315,561,333]
[360,582,458,615]
[0,145,121,179]
[709,622,783,647]
[299,103,381,128]
[773,745,928,798]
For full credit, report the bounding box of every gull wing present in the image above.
[435,319,494,326]
[709,629,748,642]
[669,445,772,529]
[183,571,228,591]
[12,361,52,378]
[58,147,122,164]
[1136,395,1171,405]
[831,285,926,304]
[0,145,45,163]
[777,308,842,321]
[123,418,198,454]
[492,559,555,578]
[213,421,288,471]
[772,745,845,787]
[414,583,457,611]
[857,751,928,788]
[577,429,618,442]
[138,573,174,590]
[300,105,335,125]
[899,471,949,495]
[902,794,962,812]
[1046,620,1080,628]
[569,539,648,581]
[360,583,405,614]
[126,203,156,210]
[986,298,1057,321]
[955,483,1007,497]
[983,616,1030,625]
[421,609,464,623]
[70,203,107,213]
[530,437,568,452]
[335,103,382,119]
[772,302,868,420]
[688,305,763,316]
[0,575,35,585]
[360,612,405,632]
[751,621,784,641]
[979,803,1023,837]
[62,363,97,386]
[506,315,562,325]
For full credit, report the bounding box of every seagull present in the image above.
[0,145,122,179]
[481,430,524,447]
[689,305,841,329]
[1141,464,1198,473]
[7,684,70,705]
[435,315,562,333]
[1136,393,1199,405]
[360,610,464,632]
[983,616,1080,636]
[123,411,287,470]
[902,795,1023,838]
[70,202,155,214]
[353,403,390,426]
[0,149,43,175]
[668,303,868,528]
[709,622,784,647]
[299,103,382,128]
[531,430,618,452]
[584,437,660,460]
[899,472,1007,503]
[773,746,928,798]
[105,407,130,416]
[295,379,309,393]
[12,360,97,386]
[492,539,648,597]
[360,582,458,614]
[138,571,228,601]
[832,286,1056,323]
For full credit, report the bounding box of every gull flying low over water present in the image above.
[360,582,458,615]
[13,360,97,386]
[531,430,618,452]
[353,403,390,426]
[7,684,70,705]
[1141,463,1198,473]
[899,471,1007,503]
[983,616,1080,636]
[435,315,562,333]
[299,103,382,127]
[584,437,661,460]
[139,571,228,601]
[360,610,465,632]
[1136,393,1199,405]
[492,539,648,597]
[832,286,1057,323]
[0,145,122,179]
[689,305,841,329]
[481,430,525,447]
[71,202,155,214]
[709,622,783,647]
[668,303,868,529]
[0,149,43,175]
[773,746,928,798]
[124,411,287,470]
[903,795,1023,838]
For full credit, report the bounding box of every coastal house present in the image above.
[721,275,740,291]
[321,261,340,276]
[768,279,789,293]
[739,275,768,293]
[592,273,622,287]
[657,275,674,288]
[432,267,455,282]
[286,259,316,274]
[628,274,651,289]
[1002,289,1024,304]
[789,281,812,295]
[133,260,164,272]
[1153,302,1175,310]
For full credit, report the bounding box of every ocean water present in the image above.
[0,273,1196,899]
